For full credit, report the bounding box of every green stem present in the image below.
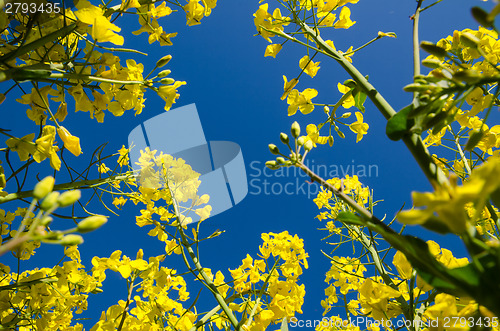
[0,172,135,204]
[413,1,423,79]
[170,193,241,330]
[117,274,136,331]
[48,73,145,85]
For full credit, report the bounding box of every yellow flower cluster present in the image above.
[0,246,97,330]
[225,231,308,330]
[314,175,370,228]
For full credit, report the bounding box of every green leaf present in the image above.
[386,104,413,141]
[336,211,364,226]
[353,88,367,113]
[421,216,451,234]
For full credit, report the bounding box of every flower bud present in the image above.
[157,69,171,78]
[297,136,305,146]
[60,234,84,246]
[156,55,172,68]
[276,157,286,164]
[460,32,480,49]
[304,140,313,151]
[323,106,330,114]
[0,174,5,189]
[39,216,53,226]
[465,129,484,151]
[41,192,60,210]
[265,161,279,170]
[77,215,108,233]
[160,78,175,85]
[33,176,55,200]
[291,121,300,138]
[57,190,81,207]
[268,144,280,155]
[420,41,448,59]
[44,230,63,240]
[328,136,334,146]
[341,112,351,118]
[280,133,289,145]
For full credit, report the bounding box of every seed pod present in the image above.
[403,83,436,92]
[471,7,494,28]
[460,32,480,49]
[420,41,448,59]
[453,70,482,84]
[422,58,443,69]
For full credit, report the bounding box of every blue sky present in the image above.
[2,0,496,328]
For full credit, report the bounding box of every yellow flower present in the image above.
[184,0,205,26]
[304,124,329,147]
[287,88,318,116]
[33,126,61,171]
[299,55,321,78]
[334,6,356,29]
[113,196,127,208]
[264,44,282,58]
[349,112,369,142]
[57,126,82,157]
[281,75,299,100]
[358,278,402,320]
[117,145,130,166]
[97,163,111,173]
[337,83,355,108]
[399,156,500,233]
[392,251,412,280]
[6,134,36,161]
[74,0,124,45]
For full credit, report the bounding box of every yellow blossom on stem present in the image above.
[57,126,82,157]
[349,112,369,142]
[287,88,318,116]
[299,55,321,78]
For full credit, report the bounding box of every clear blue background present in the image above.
[2,0,495,329]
